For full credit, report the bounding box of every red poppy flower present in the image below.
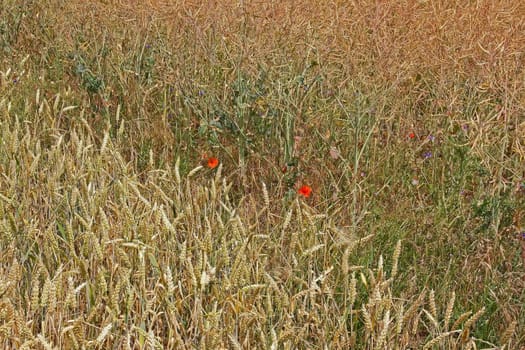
[207,157,219,169]
[408,132,416,139]
[298,185,312,198]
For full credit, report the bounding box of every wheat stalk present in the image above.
[96,323,113,345]
[423,330,461,349]
[500,320,517,346]
[444,291,455,331]
[428,290,437,320]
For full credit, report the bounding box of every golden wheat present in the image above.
[0,0,522,348]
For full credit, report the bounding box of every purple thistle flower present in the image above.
[428,135,435,142]
[423,151,432,159]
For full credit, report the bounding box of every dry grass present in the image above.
[0,0,524,348]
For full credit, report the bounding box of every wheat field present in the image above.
[0,0,524,348]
